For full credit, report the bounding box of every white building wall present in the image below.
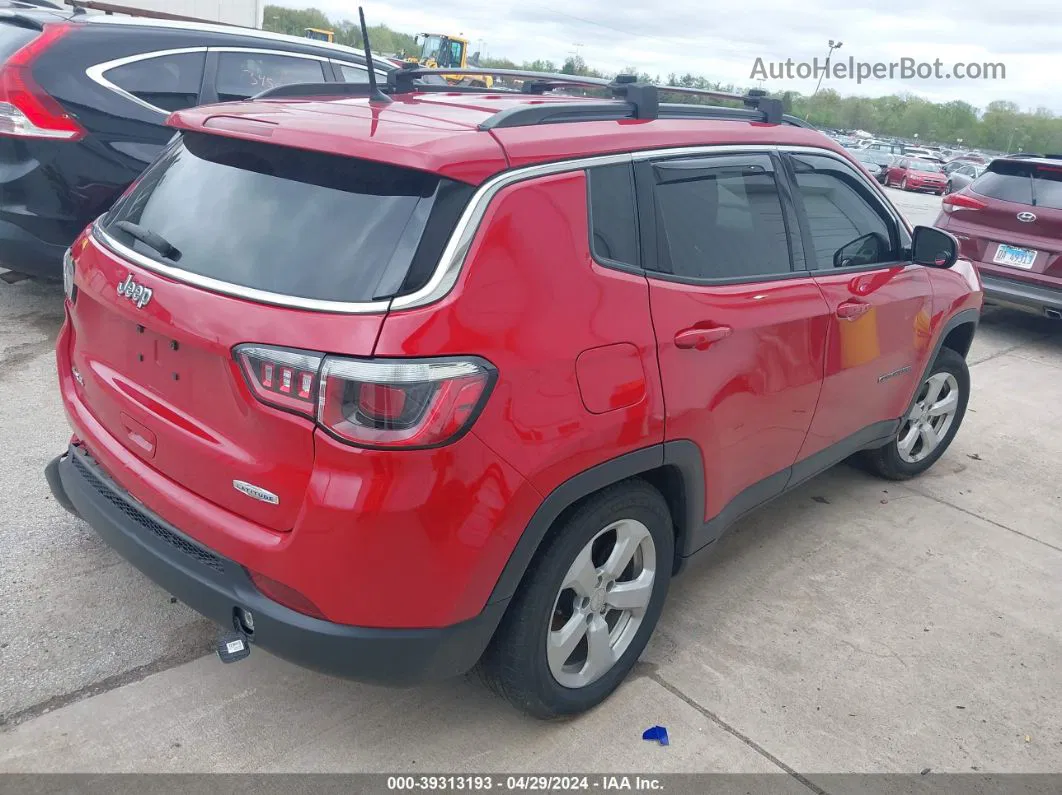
[113,0,264,28]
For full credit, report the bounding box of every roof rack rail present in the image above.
[386,67,794,127]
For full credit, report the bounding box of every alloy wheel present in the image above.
[546,519,656,689]
[897,372,960,463]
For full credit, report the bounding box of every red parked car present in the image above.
[936,155,1062,319]
[884,157,948,194]
[45,69,982,717]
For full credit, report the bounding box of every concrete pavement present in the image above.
[2,188,1060,778]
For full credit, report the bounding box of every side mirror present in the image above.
[911,225,959,268]
[833,231,888,268]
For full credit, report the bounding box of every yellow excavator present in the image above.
[407,33,493,88]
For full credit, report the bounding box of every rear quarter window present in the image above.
[101,132,474,304]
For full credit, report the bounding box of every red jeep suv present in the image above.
[46,69,982,717]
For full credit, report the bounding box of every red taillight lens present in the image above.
[234,344,495,448]
[318,356,495,449]
[941,192,988,213]
[0,25,85,141]
[247,569,325,620]
[235,345,323,418]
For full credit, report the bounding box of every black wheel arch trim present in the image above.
[486,441,706,604]
[905,307,979,417]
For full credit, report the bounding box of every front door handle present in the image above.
[674,326,732,350]
[836,301,871,320]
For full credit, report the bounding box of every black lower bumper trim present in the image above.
[981,274,1062,313]
[47,446,506,686]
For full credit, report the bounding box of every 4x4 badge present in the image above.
[1017,211,1037,223]
[117,274,153,309]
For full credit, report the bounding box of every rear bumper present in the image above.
[47,446,506,685]
[980,273,1062,315]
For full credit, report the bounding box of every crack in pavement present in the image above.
[901,485,1062,555]
[647,671,829,795]
[0,647,210,732]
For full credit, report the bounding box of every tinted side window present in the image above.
[216,52,326,101]
[789,154,898,269]
[587,163,639,267]
[651,156,791,280]
[336,62,369,81]
[107,52,206,112]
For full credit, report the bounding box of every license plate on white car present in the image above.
[993,244,1037,269]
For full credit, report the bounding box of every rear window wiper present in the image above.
[1029,170,1038,206]
[114,221,181,261]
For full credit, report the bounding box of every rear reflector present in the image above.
[0,25,85,140]
[234,344,495,449]
[941,192,988,212]
[247,569,325,620]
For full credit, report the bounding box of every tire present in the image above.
[861,347,969,480]
[477,479,673,718]
[945,181,954,195]
[901,176,909,190]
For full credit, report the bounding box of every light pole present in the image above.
[806,39,842,121]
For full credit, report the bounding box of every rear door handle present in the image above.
[836,301,870,320]
[674,326,732,350]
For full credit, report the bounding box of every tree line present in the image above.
[263,5,1062,154]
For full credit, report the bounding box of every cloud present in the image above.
[283,0,1061,112]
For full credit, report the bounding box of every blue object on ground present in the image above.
[642,725,669,746]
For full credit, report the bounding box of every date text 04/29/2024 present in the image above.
[386,776,665,791]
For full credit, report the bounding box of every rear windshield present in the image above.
[101,132,473,303]
[0,22,37,61]
[972,160,1062,210]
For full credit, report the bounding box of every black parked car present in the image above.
[0,8,392,278]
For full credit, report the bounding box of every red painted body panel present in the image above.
[801,266,933,456]
[374,171,665,497]
[645,275,830,519]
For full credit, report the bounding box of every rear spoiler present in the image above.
[0,11,47,29]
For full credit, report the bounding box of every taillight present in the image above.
[318,357,495,449]
[235,345,495,449]
[0,24,85,141]
[941,192,988,213]
[62,247,77,303]
[235,345,323,418]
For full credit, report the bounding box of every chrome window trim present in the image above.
[390,152,633,310]
[92,221,391,315]
[88,142,908,315]
[86,47,209,116]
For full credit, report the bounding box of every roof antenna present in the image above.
[358,6,391,105]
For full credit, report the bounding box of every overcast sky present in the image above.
[287,0,1060,113]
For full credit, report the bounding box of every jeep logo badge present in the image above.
[117,274,153,309]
